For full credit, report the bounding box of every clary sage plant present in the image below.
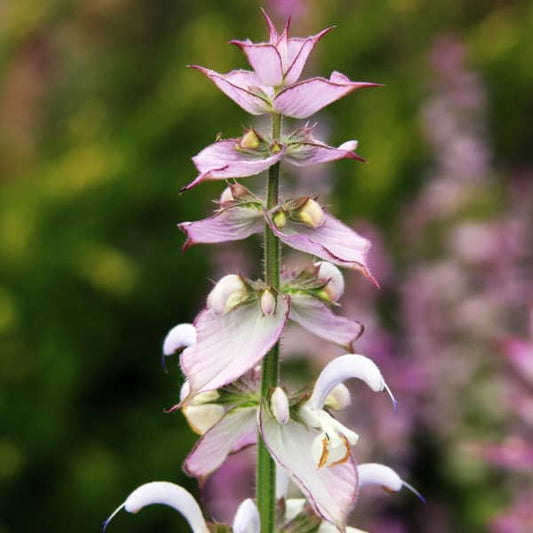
[105,10,422,533]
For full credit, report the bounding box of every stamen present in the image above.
[318,435,330,469]
[402,481,426,504]
[384,381,398,412]
[102,503,125,532]
[328,435,351,467]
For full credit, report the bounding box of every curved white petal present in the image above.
[163,324,196,356]
[184,407,257,478]
[357,463,425,502]
[233,498,260,533]
[104,482,209,533]
[259,406,358,529]
[307,354,396,411]
[358,463,402,491]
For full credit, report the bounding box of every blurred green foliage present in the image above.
[1,0,532,531]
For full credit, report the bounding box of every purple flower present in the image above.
[191,66,379,119]
[189,11,379,119]
[182,126,363,191]
[230,10,334,87]
[180,194,377,286]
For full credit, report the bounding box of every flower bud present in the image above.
[260,289,276,316]
[315,261,345,302]
[240,129,261,149]
[295,198,324,228]
[219,186,234,205]
[324,383,351,411]
[272,210,287,228]
[270,386,290,424]
[220,183,254,206]
[207,274,249,315]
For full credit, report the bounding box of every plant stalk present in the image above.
[257,112,282,533]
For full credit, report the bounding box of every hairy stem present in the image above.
[257,113,282,533]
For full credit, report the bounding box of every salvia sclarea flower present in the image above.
[166,332,410,529]
[103,463,420,533]
[190,10,379,120]
[175,261,370,399]
[180,184,377,285]
[107,9,419,533]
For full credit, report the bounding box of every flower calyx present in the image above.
[218,183,260,208]
[282,262,344,305]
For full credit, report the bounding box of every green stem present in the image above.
[257,113,282,533]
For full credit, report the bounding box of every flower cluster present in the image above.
[105,11,420,532]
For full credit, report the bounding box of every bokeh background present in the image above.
[1,0,532,531]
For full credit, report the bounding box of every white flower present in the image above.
[207,274,249,315]
[300,354,396,468]
[104,483,260,533]
[315,261,345,302]
[162,323,196,356]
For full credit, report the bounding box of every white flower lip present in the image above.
[103,482,209,533]
[306,353,397,411]
[162,323,197,372]
[163,323,197,356]
[358,463,426,503]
